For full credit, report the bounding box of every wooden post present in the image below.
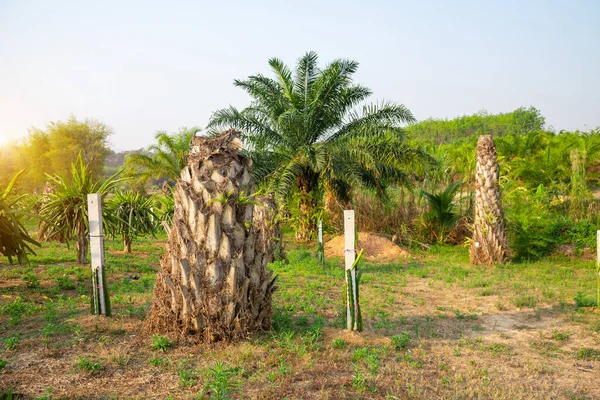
[344,210,359,330]
[88,194,109,316]
[318,219,323,265]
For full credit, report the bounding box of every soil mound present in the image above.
[324,232,410,264]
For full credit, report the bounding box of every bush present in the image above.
[504,185,565,260]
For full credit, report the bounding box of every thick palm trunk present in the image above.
[470,135,510,265]
[145,130,278,342]
[123,234,132,254]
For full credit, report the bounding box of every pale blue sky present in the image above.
[0,0,598,150]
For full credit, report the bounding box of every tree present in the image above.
[423,180,462,243]
[470,135,510,265]
[39,155,124,264]
[105,191,157,253]
[0,171,39,263]
[145,130,278,342]
[124,127,200,186]
[209,51,426,241]
[21,116,112,190]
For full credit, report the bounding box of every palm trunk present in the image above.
[296,175,318,242]
[145,130,278,342]
[470,135,510,265]
[123,234,132,254]
[75,222,87,264]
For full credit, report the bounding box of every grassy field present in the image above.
[0,232,599,399]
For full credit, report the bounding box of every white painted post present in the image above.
[344,210,357,330]
[88,194,107,316]
[318,219,323,264]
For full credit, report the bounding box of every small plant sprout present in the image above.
[391,332,411,350]
[150,334,174,352]
[74,356,102,372]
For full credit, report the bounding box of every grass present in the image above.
[0,231,599,398]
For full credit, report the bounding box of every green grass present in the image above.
[1,232,599,399]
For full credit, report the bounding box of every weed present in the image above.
[203,361,241,399]
[353,347,371,362]
[150,334,173,351]
[0,359,7,370]
[24,271,40,288]
[551,330,571,342]
[149,356,170,367]
[574,347,600,361]
[452,309,478,320]
[513,294,538,308]
[351,364,367,391]
[574,292,597,308]
[74,356,102,372]
[391,332,411,350]
[1,297,38,325]
[4,335,20,350]
[110,353,130,366]
[530,340,561,358]
[402,353,423,369]
[56,275,76,290]
[36,387,54,400]
[332,338,346,349]
[485,343,513,356]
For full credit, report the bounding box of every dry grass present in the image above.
[0,235,599,399]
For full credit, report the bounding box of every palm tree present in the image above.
[423,180,462,242]
[125,127,200,185]
[105,191,157,253]
[470,135,510,265]
[0,171,39,263]
[145,130,278,342]
[208,52,427,241]
[39,155,124,264]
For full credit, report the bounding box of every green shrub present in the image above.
[504,184,564,260]
[0,358,7,370]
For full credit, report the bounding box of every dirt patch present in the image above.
[324,232,410,264]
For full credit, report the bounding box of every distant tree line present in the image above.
[0,116,112,192]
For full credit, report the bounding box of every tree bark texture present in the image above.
[145,130,278,342]
[470,135,510,265]
[123,234,132,254]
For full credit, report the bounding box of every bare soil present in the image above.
[324,232,411,263]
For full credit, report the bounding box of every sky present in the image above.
[0,0,598,151]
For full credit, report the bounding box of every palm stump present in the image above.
[470,135,510,265]
[146,130,277,342]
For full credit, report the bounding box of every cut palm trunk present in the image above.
[470,135,510,265]
[145,130,278,342]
